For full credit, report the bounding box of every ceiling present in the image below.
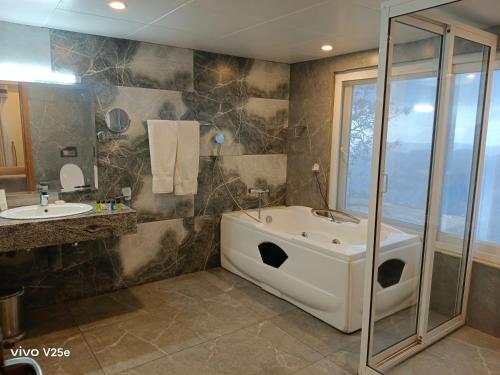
[436,0,500,29]
[0,0,382,64]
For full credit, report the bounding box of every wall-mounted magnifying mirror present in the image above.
[105,108,130,133]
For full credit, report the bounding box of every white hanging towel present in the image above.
[147,120,178,194]
[174,121,200,195]
[146,120,200,195]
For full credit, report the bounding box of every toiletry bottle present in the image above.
[111,200,116,211]
[96,201,101,212]
[116,197,122,212]
[106,200,111,210]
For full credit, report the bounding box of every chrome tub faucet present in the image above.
[249,187,270,220]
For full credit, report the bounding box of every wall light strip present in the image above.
[0,63,79,84]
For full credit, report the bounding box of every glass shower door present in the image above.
[361,10,496,374]
[426,36,491,332]
[370,18,443,357]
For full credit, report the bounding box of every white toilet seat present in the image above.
[60,163,85,191]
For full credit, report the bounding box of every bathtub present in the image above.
[221,206,421,333]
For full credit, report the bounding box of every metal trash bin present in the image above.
[0,286,25,345]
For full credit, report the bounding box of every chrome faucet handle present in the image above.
[36,182,49,192]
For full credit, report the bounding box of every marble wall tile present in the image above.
[50,29,193,91]
[190,51,289,157]
[197,97,289,157]
[195,154,287,216]
[429,251,461,320]
[0,240,121,307]
[193,51,289,100]
[286,51,378,208]
[116,219,187,281]
[0,214,220,308]
[94,85,194,222]
[467,262,500,338]
[114,216,220,285]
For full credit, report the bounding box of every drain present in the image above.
[332,238,341,244]
[301,232,308,238]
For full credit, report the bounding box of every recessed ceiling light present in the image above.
[413,104,434,113]
[321,44,333,52]
[467,73,476,79]
[108,1,127,10]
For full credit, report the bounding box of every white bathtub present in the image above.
[221,206,421,333]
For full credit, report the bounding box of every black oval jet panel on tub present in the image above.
[258,242,288,268]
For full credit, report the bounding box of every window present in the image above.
[477,70,500,245]
[340,80,376,215]
[338,75,438,226]
[334,68,500,247]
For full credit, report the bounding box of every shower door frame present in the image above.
[359,1,497,374]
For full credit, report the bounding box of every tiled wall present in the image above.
[467,262,500,338]
[0,25,289,307]
[286,50,378,208]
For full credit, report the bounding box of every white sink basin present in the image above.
[0,203,93,220]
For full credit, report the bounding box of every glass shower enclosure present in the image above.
[359,1,497,373]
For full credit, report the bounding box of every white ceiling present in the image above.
[0,0,382,64]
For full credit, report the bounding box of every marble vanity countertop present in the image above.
[0,204,137,253]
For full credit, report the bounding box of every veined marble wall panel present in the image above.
[0,24,290,308]
[50,30,193,91]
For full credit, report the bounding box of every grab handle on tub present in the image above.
[311,208,360,224]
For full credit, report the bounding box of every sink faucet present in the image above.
[249,187,270,220]
[37,182,49,207]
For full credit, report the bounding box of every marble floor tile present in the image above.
[24,303,80,342]
[68,290,148,332]
[152,271,226,299]
[270,309,360,356]
[227,284,296,319]
[204,267,251,292]
[107,306,226,355]
[293,358,353,375]
[388,327,500,375]
[200,292,268,334]
[82,323,166,374]
[121,320,322,375]
[13,269,500,375]
[327,341,361,375]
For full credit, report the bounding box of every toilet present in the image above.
[59,163,85,192]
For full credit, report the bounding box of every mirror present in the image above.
[0,83,34,192]
[105,108,130,133]
[0,81,96,194]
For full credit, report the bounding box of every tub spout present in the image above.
[249,188,270,220]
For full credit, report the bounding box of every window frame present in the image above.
[330,57,500,266]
